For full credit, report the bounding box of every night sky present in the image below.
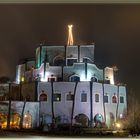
[0,4,139,99]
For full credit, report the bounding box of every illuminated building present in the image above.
[0,26,127,129]
[14,43,127,128]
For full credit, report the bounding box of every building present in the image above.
[0,25,127,129]
[2,44,126,129]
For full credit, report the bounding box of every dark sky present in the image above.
[0,4,139,98]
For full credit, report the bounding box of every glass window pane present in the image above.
[104,95,108,103]
[120,96,124,103]
[81,93,87,102]
[95,94,99,102]
[53,94,61,102]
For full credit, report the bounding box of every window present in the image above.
[95,94,99,102]
[10,113,20,128]
[53,93,61,102]
[112,95,117,103]
[23,111,32,129]
[48,75,56,82]
[104,95,108,103]
[91,77,98,82]
[0,113,8,129]
[70,75,80,82]
[39,90,47,101]
[81,93,87,102]
[53,56,65,66]
[67,58,77,66]
[39,94,47,101]
[66,92,74,101]
[120,96,124,103]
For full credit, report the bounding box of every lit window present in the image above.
[112,95,117,103]
[104,95,108,103]
[95,94,99,102]
[66,92,74,101]
[81,93,87,102]
[23,111,32,129]
[0,113,8,129]
[10,113,20,129]
[48,75,57,82]
[53,93,61,102]
[120,96,124,103]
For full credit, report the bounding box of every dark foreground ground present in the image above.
[0,129,136,138]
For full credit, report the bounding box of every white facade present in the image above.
[13,44,127,129]
[38,81,127,127]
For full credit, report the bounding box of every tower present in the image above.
[67,25,74,46]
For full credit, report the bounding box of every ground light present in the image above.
[115,122,122,130]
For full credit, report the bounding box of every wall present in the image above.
[21,82,36,101]
[38,81,126,127]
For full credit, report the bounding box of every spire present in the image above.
[67,24,74,46]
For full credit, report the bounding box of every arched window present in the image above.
[39,91,47,101]
[74,114,89,126]
[0,113,8,129]
[10,113,20,128]
[23,111,32,129]
[94,114,103,123]
[112,95,117,103]
[69,75,80,82]
[91,76,98,82]
[53,55,65,66]
[95,94,99,102]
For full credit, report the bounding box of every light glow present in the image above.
[21,76,24,82]
[116,122,121,129]
[67,24,74,46]
[40,72,55,82]
[80,72,92,81]
[120,114,123,119]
